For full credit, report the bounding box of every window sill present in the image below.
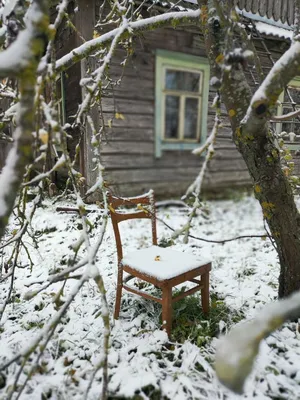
[155,141,203,158]
[285,143,300,151]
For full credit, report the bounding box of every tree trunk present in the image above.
[201,1,300,297]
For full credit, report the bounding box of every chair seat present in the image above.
[121,245,211,281]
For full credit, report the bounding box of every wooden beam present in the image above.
[123,284,162,303]
[172,285,203,303]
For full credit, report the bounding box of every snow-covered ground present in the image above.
[1,194,300,399]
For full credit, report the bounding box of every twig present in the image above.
[108,192,267,244]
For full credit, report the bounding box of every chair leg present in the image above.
[162,285,172,337]
[114,265,123,319]
[201,272,210,314]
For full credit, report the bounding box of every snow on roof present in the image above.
[238,9,293,40]
[153,1,293,40]
[255,20,293,40]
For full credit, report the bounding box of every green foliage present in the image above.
[158,237,174,248]
[126,289,244,347]
[22,321,44,330]
[35,226,57,236]
[171,292,244,345]
[202,187,252,202]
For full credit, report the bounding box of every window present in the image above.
[155,50,210,157]
[276,77,300,150]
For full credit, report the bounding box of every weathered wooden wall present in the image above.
[99,26,251,197]
[58,1,299,198]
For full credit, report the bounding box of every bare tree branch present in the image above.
[0,0,50,239]
[55,8,201,72]
[215,290,300,394]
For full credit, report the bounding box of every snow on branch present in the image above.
[271,107,300,121]
[55,9,201,72]
[76,13,128,123]
[0,1,47,78]
[249,40,300,120]
[0,0,49,239]
[38,0,71,71]
[172,94,221,243]
[22,154,66,187]
[215,290,300,394]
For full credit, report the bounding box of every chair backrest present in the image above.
[107,190,158,263]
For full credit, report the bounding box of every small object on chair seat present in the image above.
[122,245,210,281]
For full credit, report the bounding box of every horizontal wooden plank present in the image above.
[101,138,239,155]
[102,140,154,155]
[104,127,234,142]
[102,152,246,170]
[107,63,154,80]
[104,167,250,185]
[101,97,154,115]
[110,175,252,198]
[99,100,228,129]
[103,160,247,173]
[102,127,154,141]
[102,114,154,129]
[110,182,251,198]
[103,87,154,101]
[104,73,154,92]
[109,48,154,72]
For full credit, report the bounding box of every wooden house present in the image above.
[2,0,299,198]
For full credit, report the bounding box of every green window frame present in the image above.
[276,77,300,150]
[155,50,210,158]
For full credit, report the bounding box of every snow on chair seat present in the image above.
[121,245,211,281]
[108,190,212,337]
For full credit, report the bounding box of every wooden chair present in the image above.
[108,190,212,337]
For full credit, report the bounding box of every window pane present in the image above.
[284,87,300,104]
[281,106,300,136]
[165,69,200,92]
[184,97,198,139]
[280,84,300,138]
[165,95,179,139]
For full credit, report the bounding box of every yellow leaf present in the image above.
[254,184,261,193]
[215,54,224,64]
[108,119,112,128]
[229,109,236,117]
[155,255,161,261]
[11,229,18,236]
[93,30,100,39]
[108,204,115,213]
[283,167,290,176]
[262,202,275,210]
[137,204,148,213]
[39,130,49,144]
[115,112,125,120]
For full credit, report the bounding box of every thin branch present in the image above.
[109,192,267,244]
[271,107,300,121]
[55,9,201,72]
[173,94,221,243]
[39,0,71,68]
